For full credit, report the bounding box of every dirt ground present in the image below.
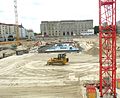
[0,36,120,98]
[0,53,99,98]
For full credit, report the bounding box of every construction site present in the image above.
[0,36,120,98]
[0,0,120,98]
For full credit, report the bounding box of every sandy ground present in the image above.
[0,52,99,98]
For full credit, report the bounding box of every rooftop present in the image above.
[41,19,93,23]
[0,22,24,28]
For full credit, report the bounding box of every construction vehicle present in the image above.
[47,53,69,65]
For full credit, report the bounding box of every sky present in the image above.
[0,0,120,33]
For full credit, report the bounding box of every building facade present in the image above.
[0,23,29,41]
[40,20,93,36]
[27,29,35,40]
[117,21,120,34]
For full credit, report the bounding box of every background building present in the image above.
[27,29,35,40]
[117,21,120,34]
[40,20,93,36]
[0,23,34,41]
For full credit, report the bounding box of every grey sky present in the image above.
[0,0,120,33]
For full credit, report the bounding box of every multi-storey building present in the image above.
[0,23,28,41]
[40,20,93,36]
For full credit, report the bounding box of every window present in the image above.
[44,32,46,36]
[9,26,10,33]
[71,32,73,36]
[63,32,65,36]
[67,32,69,35]
[48,27,50,30]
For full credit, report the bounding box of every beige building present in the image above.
[40,20,93,36]
[0,23,29,41]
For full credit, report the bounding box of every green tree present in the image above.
[94,26,99,35]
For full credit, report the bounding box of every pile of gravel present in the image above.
[86,47,99,56]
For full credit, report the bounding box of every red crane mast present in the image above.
[99,0,116,97]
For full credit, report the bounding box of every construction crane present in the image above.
[0,0,20,45]
[99,0,117,98]
[14,0,19,42]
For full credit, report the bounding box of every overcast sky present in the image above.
[0,0,120,33]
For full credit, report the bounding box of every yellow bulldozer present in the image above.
[47,53,69,65]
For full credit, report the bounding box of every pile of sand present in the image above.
[79,42,93,51]
[86,47,99,56]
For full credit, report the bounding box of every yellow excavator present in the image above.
[47,53,69,65]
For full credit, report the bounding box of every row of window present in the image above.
[0,26,18,31]
[42,29,88,34]
[43,30,93,36]
[0,30,16,33]
[42,24,92,31]
[43,32,74,36]
[0,26,22,34]
[42,22,92,26]
[43,27,92,31]
[0,32,16,34]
